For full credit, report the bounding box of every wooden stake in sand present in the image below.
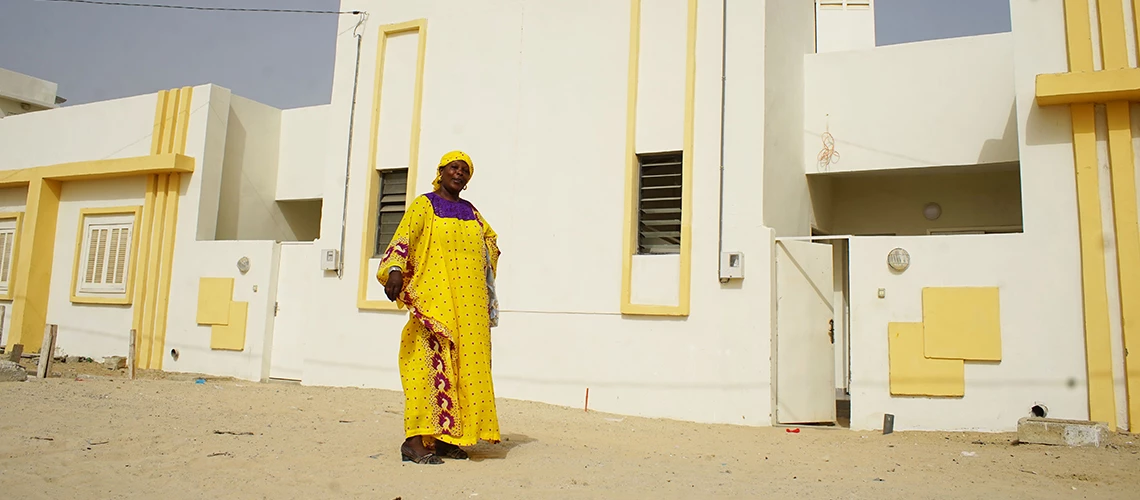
[584,388,589,412]
[37,324,58,379]
[127,329,137,380]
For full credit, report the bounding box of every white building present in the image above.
[0,0,1136,434]
[0,67,65,117]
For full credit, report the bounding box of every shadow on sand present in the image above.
[468,434,535,461]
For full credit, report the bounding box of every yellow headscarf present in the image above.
[433,150,474,190]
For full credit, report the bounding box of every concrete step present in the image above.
[1017,417,1111,447]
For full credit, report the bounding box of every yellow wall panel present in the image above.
[922,287,1002,361]
[888,322,965,397]
[196,277,234,325]
[210,301,248,351]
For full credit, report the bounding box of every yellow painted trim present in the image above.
[68,206,144,306]
[0,212,23,301]
[150,173,181,371]
[128,85,194,369]
[139,174,169,369]
[1036,68,1140,106]
[131,175,158,364]
[0,154,194,188]
[150,90,170,156]
[619,0,641,314]
[619,0,697,316]
[357,19,428,312]
[1071,103,1118,428]
[1097,0,1129,70]
[1105,101,1140,427]
[1064,0,1094,72]
[172,88,194,155]
[1134,0,1140,66]
[6,179,61,353]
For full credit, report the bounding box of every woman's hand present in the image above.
[385,269,403,301]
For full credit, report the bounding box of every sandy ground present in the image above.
[1,360,1139,499]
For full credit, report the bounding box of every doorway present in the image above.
[773,232,851,428]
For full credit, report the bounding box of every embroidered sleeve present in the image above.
[477,210,500,276]
[377,195,431,286]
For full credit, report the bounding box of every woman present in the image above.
[377,150,501,465]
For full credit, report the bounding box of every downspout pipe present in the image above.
[337,14,367,279]
[717,0,728,283]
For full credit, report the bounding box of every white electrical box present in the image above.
[320,249,340,271]
[720,251,744,281]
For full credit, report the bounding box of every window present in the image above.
[374,168,409,256]
[78,213,135,295]
[637,151,684,255]
[0,217,18,294]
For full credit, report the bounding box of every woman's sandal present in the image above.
[400,442,443,465]
[434,441,469,460]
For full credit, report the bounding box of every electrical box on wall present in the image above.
[720,252,744,282]
[320,249,340,271]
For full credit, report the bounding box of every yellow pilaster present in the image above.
[1098,0,1140,429]
[1071,103,1119,427]
[1032,0,1125,428]
[133,86,191,370]
[6,178,62,352]
[1106,100,1140,427]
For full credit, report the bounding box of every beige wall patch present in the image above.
[210,301,248,351]
[922,287,1002,361]
[888,322,965,397]
[196,277,234,325]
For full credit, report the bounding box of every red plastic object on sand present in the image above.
[785,428,800,433]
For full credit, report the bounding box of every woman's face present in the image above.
[439,160,471,193]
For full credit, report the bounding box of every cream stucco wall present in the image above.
[45,178,147,359]
[296,0,779,425]
[0,93,156,169]
[803,33,1019,174]
[276,105,330,201]
[761,0,816,237]
[844,0,1089,432]
[162,85,283,381]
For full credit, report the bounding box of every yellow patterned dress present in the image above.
[377,192,501,447]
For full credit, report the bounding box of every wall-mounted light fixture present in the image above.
[923,202,942,221]
[887,247,910,272]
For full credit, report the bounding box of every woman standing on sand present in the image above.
[376,150,502,465]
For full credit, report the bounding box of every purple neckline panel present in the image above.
[425,192,478,221]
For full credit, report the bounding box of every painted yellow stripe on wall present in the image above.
[1106,101,1140,427]
[150,91,170,156]
[1071,103,1118,428]
[172,87,193,155]
[1065,0,1095,72]
[619,0,641,311]
[138,174,169,368]
[620,0,697,316]
[357,20,428,311]
[161,91,181,155]
[5,179,61,352]
[150,172,181,370]
[1096,0,1129,69]
[131,174,158,362]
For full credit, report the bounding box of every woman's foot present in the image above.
[434,441,469,460]
[400,437,443,465]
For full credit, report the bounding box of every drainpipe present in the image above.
[717,0,728,283]
[336,14,367,279]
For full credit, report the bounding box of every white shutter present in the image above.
[78,213,135,295]
[0,222,15,293]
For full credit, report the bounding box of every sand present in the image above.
[1,360,1138,499]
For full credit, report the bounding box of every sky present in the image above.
[0,0,1013,109]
